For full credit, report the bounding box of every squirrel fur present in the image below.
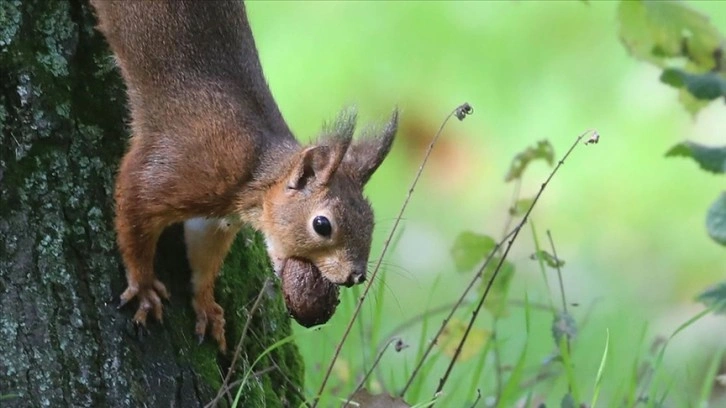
[90,0,398,351]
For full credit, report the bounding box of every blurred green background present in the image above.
[246,1,725,405]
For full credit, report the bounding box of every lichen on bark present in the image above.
[0,1,304,407]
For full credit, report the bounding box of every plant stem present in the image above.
[312,103,474,407]
[433,129,597,400]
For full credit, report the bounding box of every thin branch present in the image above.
[206,278,271,408]
[547,229,574,394]
[433,129,598,398]
[500,177,522,247]
[547,230,567,315]
[468,389,482,408]
[378,298,550,355]
[493,177,523,401]
[519,369,558,389]
[253,366,276,378]
[492,329,503,401]
[312,103,474,407]
[399,227,517,397]
[344,337,405,407]
[249,330,311,408]
[372,297,550,397]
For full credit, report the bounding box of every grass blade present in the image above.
[590,328,610,407]
[497,296,531,407]
[232,326,324,407]
[698,346,724,406]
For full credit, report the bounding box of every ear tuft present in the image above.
[342,108,399,185]
[320,106,358,145]
[287,108,362,190]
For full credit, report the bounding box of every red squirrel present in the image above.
[90,0,397,352]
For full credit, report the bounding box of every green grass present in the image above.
[237,1,726,407]
[590,328,610,408]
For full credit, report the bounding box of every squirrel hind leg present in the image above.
[184,217,242,352]
[115,203,171,328]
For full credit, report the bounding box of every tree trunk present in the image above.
[0,1,304,407]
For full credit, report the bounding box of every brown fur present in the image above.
[90,0,398,351]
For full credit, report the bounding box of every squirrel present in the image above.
[90,0,398,352]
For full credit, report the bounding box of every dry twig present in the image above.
[312,103,474,407]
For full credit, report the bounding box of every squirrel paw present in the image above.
[193,298,227,353]
[118,279,170,326]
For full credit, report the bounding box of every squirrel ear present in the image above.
[287,140,352,190]
[287,108,357,190]
[343,109,398,186]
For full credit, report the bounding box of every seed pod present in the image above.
[281,257,340,327]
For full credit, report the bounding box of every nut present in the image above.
[281,257,340,327]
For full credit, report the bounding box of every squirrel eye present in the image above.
[312,216,332,237]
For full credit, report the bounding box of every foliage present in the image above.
[504,140,555,182]
[617,0,726,114]
[509,198,534,217]
[450,232,496,273]
[620,0,726,315]
[696,281,726,314]
[660,68,726,101]
[531,249,566,269]
[480,258,516,318]
[552,312,577,346]
[666,141,726,174]
[706,192,726,246]
[437,319,490,361]
[267,2,726,407]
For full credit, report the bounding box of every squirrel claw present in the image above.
[193,298,227,353]
[119,279,169,333]
[119,285,139,308]
[135,321,150,341]
[197,333,205,346]
[153,280,171,300]
[117,297,130,310]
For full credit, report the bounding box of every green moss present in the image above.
[213,228,305,407]
[0,0,21,51]
[168,309,221,391]
[1,0,305,405]
[156,226,304,406]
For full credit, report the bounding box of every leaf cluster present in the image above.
[618,0,726,114]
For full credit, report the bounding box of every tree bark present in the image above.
[0,1,304,407]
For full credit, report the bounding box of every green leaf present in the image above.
[697,281,726,314]
[480,258,515,318]
[618,0,726,113]
[450,231,497,273]
[552,311,577,345]
[561,393,576,408]
[617,0,725,70]
[666,141,726,174]
[504,140,555,182]
[660,69,726,101]
[437,318,490,362]
[706,192,726,246]
[530,249,566,268]
[509,198,534,217]
[679,84,714,115]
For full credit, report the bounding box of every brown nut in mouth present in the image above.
[280,257,340,327]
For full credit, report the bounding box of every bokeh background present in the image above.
[246,1,725,405]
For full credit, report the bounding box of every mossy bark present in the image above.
[0,1,304,407]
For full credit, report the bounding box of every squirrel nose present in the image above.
[344,270,366,287]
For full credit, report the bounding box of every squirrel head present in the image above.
[261,108,398,287]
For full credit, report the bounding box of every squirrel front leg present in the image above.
[184,217,242,352]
